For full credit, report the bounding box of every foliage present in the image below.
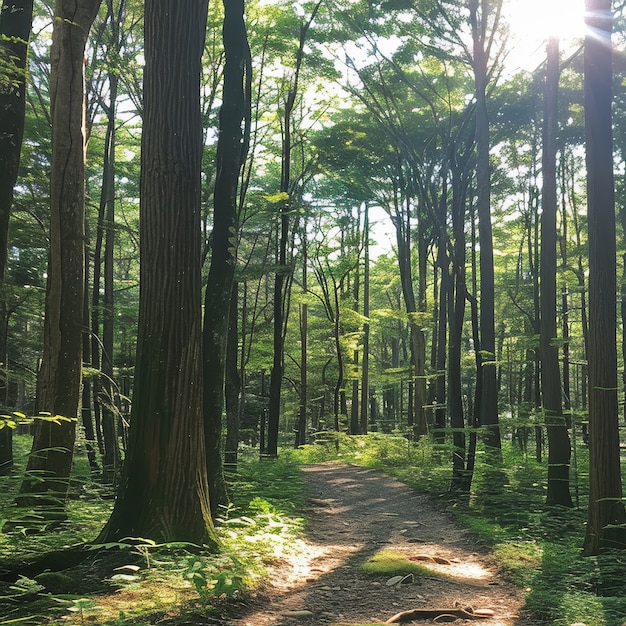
[0,446,306,625]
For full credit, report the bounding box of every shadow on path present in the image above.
[231,463,537,626]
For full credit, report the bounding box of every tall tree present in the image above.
[540,35,573,508]
[17,0,102,513]
[583,0,626,554]
[97,0,217,543]
[203,0,251,515]
[469,0,501,452]
[0,0,34,281]
[266,0,322,456]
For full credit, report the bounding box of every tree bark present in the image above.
[18,0,102,512]
[0,0,34,281]
[540,35,572,508]
[469,0,501,454]
[583,0,626,554]
[203,0,251,514]
[97,0,217,544]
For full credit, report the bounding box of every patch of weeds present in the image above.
[359,549,439,578]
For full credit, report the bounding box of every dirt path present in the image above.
[230,463,537,625]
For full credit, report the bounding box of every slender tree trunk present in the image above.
[470,0,501,454]
[225,284,241,468]
[267,2,321,456]
[297,248,308,446]
[203,0,251,513]
[540,35,572,508]
[449,166,469,490]
[583,0,626,554]
[360,204,370,434]
[17,0,102,514]
[97,0,217,544]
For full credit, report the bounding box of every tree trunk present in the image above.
[583,0,626,554]
[225,283,242,468]
[266,3,321,456]
[297,248,308,446]
[470,0,501,454]
[360,203,370,435]
[203,0,251,513]
[17,0,102,513]
[97,0,217,544]
[540,35,572,508]
[0,0,34,281]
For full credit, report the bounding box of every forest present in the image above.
[1,0,626,624]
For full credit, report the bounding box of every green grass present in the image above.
[359,549,441,579]
[0,440,307,625]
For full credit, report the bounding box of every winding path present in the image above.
[231,463,535,625]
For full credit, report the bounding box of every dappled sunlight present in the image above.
[265,536,359,590]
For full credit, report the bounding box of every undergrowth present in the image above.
[0,437,306,625]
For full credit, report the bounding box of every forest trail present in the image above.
[230,463,537,625]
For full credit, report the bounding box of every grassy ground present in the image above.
[2,430,626,625]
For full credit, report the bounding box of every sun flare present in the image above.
[505,0,586,70]
[508,0,586,41]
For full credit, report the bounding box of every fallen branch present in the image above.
[385,606,495,623]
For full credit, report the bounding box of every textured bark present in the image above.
[203,0,251,513]
[18,0,101,509]
[583,0,626,554]
[0,0,34,281]
[97,0,216,544]
[540,36,572,508]
[224,284,242,467]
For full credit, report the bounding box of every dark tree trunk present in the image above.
[0,0,34,281]
[449,162,469,491]
[583,0,626,554]
[97,0,217,544]
[360,203,370,434]
[266,2,321,456]
[203,0,251,513]
[17,0,102,513]
[470,0,501,454]
[225,283,242,468]
[297,249,308,446]
[540,35,572,508]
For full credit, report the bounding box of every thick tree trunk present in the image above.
[203,0,251,512]
[540,35,572,508]
[18,0,101,512]
[583,0,626,554]
[97,0,217,544]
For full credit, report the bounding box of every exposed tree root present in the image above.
[385,605,495,623]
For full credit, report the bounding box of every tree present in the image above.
[583,0,626,554]
[17,0,102,514]
[0,0,34,281]
[203,0,251,515]
[266,0,323,456]
[469,0,501,453]
[97,0,217,544]
[0,0,34,473]
[540,35,573,508]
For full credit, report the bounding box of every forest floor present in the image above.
[227,463,540,626]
